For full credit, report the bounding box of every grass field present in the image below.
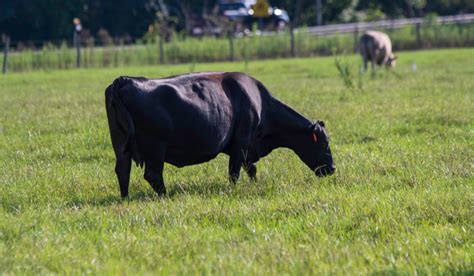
[0,49,472,274]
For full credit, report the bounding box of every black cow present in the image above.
[105,72,335,198]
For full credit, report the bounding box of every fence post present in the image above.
[290,26,296,57]
[74,32,81,67]
[228,31,235,62]
[2,35,9,74]
[415,22,422,48]
[73,18,82,68]
[159,35,164,64]
[353,26,359,53]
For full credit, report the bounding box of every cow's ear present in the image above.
[308,123,318,142]
[317,120,325,127]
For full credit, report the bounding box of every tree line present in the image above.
[1,0,473,44]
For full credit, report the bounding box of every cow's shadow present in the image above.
[64,190,157,208]
[166,181,234,198]
[64,180,264,208]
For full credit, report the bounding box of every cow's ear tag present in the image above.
[312,132,317,142]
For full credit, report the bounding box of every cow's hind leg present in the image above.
[106,97,133,198]
[108,117,132,198]
[115,154,132,198]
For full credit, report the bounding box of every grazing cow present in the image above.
[360,30,397,71]
[105,72,335,198]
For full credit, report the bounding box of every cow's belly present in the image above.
[164,137,227,167]
[164,151,220,167]
[163,122,232,167]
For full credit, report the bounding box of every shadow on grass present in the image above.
[166,181,232,198]
[63,190,157,208]
[62,179,272,207]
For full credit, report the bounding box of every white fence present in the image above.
[299,13,474,36]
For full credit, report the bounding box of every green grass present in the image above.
[0,49,473,274]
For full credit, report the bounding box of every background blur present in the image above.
[1,0,473,72]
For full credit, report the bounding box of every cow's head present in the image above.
[299,120,335,177]
[387,54,397,67]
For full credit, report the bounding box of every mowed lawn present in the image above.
[0,49,472,274]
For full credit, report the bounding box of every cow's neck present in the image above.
[270,98,312,132]
[258,98,313,158]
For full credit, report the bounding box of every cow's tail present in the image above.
[106,76,137,157]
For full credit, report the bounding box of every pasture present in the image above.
[0,48,472,274]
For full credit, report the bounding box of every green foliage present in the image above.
[334,54,366,91]
[365,7,386,21]
[334,56,355,89]
[0,49,472,274]
[424,12,439,25]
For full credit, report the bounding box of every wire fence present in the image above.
[2,13,474,74]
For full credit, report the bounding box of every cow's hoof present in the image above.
[155,188,166,197]
[229,174,239,184]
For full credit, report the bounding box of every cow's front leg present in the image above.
[229,147,250,183]
[144,162,166,196]
[360,48,368,72]
[370,48,377,72]
[243,149,257,180]
[228,153,243,183]
[244,163,257,180]
[144,144,167,196]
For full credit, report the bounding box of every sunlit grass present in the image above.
[0,48,472,274]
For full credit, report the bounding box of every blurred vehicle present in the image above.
[219,0,290,32]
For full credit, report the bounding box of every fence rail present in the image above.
[300,13,474,35]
